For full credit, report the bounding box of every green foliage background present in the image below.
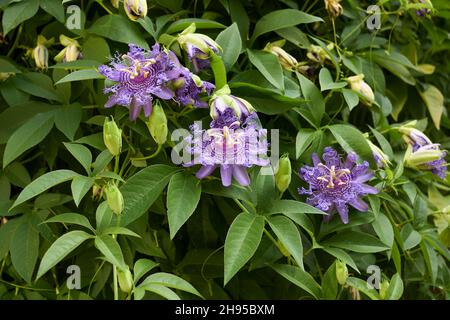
[0,0,449,300]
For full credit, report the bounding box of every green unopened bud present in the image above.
[105,183,124,215]
[264,41,299,71]
[146,102,167,145]
[103,117,122,156]
[405,144,444,168]
[124,0,147,21]
[275,155,292,193]
[117,267,133,293]
[367,140,391,168]
[379,279,390,299]
[335,260,348,285]
[346,74,375,105]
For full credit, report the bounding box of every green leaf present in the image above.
[88,15,149,49]
[3,112,54,168]
[39,0,65,23]
[140,272,203,298]
[134,259,159,284]
[270,264,322,299]
[385,273,403,300]
[296,129,316,159]
[37,230,92,279]
[10,220,39,283]
[11,169,79,209]
[346,277,380,300]
[50,59,102,70]
[12,73,62,102]
[372,213,394,248]
[120,165,180,227]
[165,18,225,34]
[96,201,113,232]
[64,143,92,175]
[323,231,389,253]
[224,212,264,285]
[328,124,375,166]
[322,247,359,272]
[322,262,338,299]
[54,104,82,141]
[319,68,346,91]
[167,172,201,239]
[255,166,277,210]
[400,224,422,250]
[92,150,114,176]
[216,23,242,70]
[341,88,359,111]
[139,283,180,300]
[418,84,444,129]
[102,227,140,238]
[45,213,95,232]
[247,49,284,91]
[55,69,104,85]
[0,57,21,73]
[297,72,325,125]
[71,176,94,207]
[94,234,126,270]
[267,215,304,269]
[250,9,322,43]
[263,199,325,215]
[2,0,39,35]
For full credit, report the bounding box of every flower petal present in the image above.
[220,165,232,187]
[232,165,250,186]
[196,165,216,179]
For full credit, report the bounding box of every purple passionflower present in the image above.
[209,85,257,128]
[167,51,214,108]
[177,23,221,72]
[98,44,176,121]
[298,147,379,224]
[400,126,447,179]
[184,121,269,187]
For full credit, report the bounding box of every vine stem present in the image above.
[130,144,162,161]
[112,214,121,300]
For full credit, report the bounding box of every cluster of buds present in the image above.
[31,35,53,69]
[346,74,375,106]
[399,122,447,179]
[176,23,221,72]
[124,0,147,21]
[54,35,82,63]
[324,0,344,18]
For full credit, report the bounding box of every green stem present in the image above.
[210,52,227,90]
[130,144,162,161]
[96,0,113,14]
[7,24,23,57]
[112,215,121,300]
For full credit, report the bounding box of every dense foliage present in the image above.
[0,0,449,300]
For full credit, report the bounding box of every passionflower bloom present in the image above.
[209,85,257,128]
[400,125,447,178]
[184,121,269,187]
[298,147,379,224]
[98,44,176,120]
[167,51,214,107]
[177,23,221,72]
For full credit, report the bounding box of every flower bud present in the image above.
[335,260,348,285]
[346,74,375,105]
[1,217,8,225]
[105,183,124,215]
[124,0,148,21]
[405,144,445,167]
[275,155,292,193]
[0,72,14,81]
[367,140,391,168]
[209,85,256,127]
[146,102,168,145]
[325,0,344,18]
[103,117,122,156]
[399,126,432,147]
[379,279,390,299]
[32,35,53,69]
[307,45,331,65]
[264,40,298,71]
[55,35,82,63]
[92,184,104,200]
[117,267,133,293]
